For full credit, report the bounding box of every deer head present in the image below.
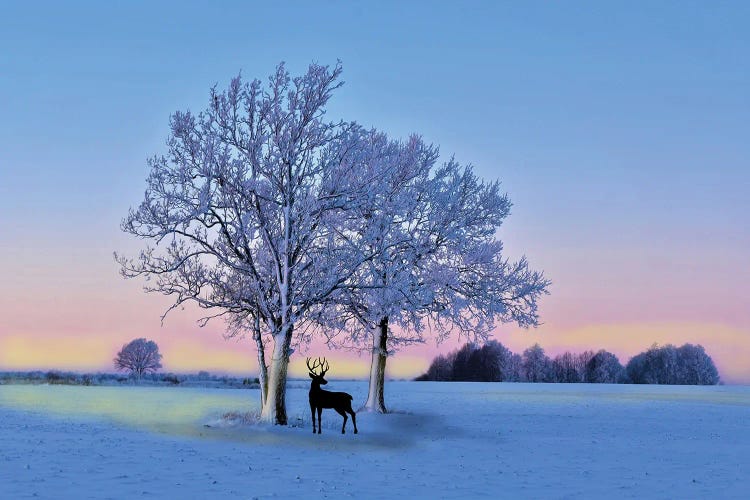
[307,356,329,386]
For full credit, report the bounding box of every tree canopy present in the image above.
[114,338,162,380]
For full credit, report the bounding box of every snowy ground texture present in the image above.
[1,382,748,499]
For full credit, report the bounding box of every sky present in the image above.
[1,1,748,382]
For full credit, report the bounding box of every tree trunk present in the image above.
[363,316,388,413]
[253,316,268,407]
[260,324,293,425]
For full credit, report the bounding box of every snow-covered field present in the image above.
[1,382,748,499]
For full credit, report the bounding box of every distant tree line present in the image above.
[0,370,260,389]
[416,342,719,385]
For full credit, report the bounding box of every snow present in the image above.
[1,382,748,498]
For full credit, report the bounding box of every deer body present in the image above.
[307,357,358,434]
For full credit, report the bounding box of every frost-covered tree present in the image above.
[627,344,677,384]
[505,352,525,382]
[676,343,719,385]
[522,343,552,382]
[472,341,511,382]
[551,350,595,382]
[322,146,549,411]
[311,133,436,408]
[625,351,651,384]
[417,340,525,382]
[626,343,719,385]
[552,352,582,383]
[451,343,479,381]
[575,351,595,380]
[114,338,162,380]
[584,350,626,383]
[117,62,399,424]
[418,352,456,381]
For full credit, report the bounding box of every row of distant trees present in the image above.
[416,342,720,385]
[0,370,260,388]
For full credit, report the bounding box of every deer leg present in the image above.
[317,407,323,434]
[310,404,316,434]
[349,407,358,434]
[335,408,347,434]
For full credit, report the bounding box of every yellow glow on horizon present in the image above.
[1,322,748,383]
[0,335,117,371]
[163,340,257,374]
[286,354,428,379]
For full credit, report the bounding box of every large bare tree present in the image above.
[117,62,396,424]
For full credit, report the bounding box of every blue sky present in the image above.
[1,1,748,379]
[2,1,747,240]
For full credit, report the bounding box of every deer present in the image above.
[307,357,358,435]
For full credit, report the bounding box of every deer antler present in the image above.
[306,357,318,374]
[306,356,329,376]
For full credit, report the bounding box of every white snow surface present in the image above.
[1,382,748,499]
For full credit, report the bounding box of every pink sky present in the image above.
[1,237,747,383]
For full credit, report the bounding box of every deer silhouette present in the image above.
[307,357,358,435]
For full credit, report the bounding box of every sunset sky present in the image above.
[1,2,748,382]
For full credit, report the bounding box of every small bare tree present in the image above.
[114,338,163,381]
